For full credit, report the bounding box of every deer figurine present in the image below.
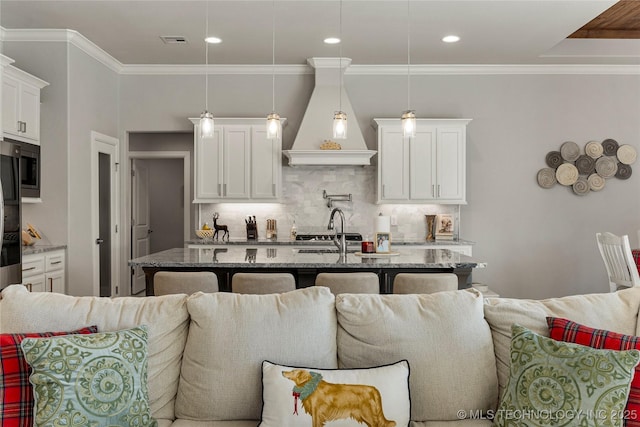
[212,212,229,241]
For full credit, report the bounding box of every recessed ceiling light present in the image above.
[205,36,222,44]
[442,35,460,43]
[324,37,341,44]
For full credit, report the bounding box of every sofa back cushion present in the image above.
[483,286,640,397]
[0,284,189,421]
[176,286,337,421]
[335,289,497,422]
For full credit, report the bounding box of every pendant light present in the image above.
[200,1,214,139]
[332,0,347,140]
[401,0,416,138]
[266,0,281,139]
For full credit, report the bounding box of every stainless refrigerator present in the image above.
[1,140,22,288]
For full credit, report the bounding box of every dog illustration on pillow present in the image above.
[282,369,396,427]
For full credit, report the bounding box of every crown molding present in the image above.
[120,64,312,75]
[349,64,640,75]
[2,28,638,76]
[1,28,122,73]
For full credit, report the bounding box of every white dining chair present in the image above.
[596,232,640,292]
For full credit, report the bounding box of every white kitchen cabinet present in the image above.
[2,65,49,144]
[374,118,471,204]
[191,118,285,202]
[22,249,66,293]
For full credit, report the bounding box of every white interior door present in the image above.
[131,160,150,295]
[91,131,119,297]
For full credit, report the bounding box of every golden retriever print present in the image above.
[282,369,396,427]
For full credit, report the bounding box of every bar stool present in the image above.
[392,273,458,294]
[231,273,296,294]
[154,271,219,296]
[314,272,380,295]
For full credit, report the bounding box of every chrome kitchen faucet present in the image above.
[328,207,347,261]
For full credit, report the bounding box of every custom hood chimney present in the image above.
[283,57,376,166]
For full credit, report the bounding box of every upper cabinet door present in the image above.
[410,128,437,200]
[223,126,251,199]
[436,127,466,202]
[19,83,41,142]
[2,75,20,138]
[378,127,409,201]
[194,126,223,201]
[251,128,281,199]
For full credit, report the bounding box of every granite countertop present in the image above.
[129,246,486,269]
[185,238,475,247]
[22,245,67,256]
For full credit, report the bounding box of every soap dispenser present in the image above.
[290,220,297,240]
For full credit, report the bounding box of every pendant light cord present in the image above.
[339,0,343,112]
[205,1,209,112]
[272,0,276,112]
[407,0,411,111]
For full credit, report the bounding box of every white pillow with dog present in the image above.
[259,360,410,427]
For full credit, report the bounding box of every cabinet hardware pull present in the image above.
[26,283,32,292]
[382,184,385,197]
[272,183,276,195]
[23,266,36,271]
[438,185,441,198]
[223,183,227,196]
[49,278,53,292]
[50,261,62,265]
[17,121,22,132]
[21,122,26,133]
[218,183,221,196]
[432,185,435,197]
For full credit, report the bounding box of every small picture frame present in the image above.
[375,232,391,253]
[435,214,454,240]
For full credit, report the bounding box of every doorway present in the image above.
[91,131,119,297]
[129,151,190,295]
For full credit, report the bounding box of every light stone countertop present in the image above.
[185,238,475,247]
[22,245,67,256]
[129,246,486,269]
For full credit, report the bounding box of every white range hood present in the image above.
[283,57,376,166]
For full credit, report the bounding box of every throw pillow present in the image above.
[0,326,98,427]
[548,316,640,426]
[259,360,410,427]
[20,325,156,427]
[493,324,640,427]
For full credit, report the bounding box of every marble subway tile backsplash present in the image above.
[198,166,459,241]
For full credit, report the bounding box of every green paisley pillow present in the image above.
[494,324,640,427]
[20,325,156,427]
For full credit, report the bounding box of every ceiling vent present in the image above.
[160,36,188,44]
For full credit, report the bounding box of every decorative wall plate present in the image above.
[560,141,580,162]
[595,156,618,178]
[537,168,557,189]
[615,163,632,180]
[617,145,637,165]
[572,177,590,195]
[556,163,579,186]
[575,154,596,175]
[587,173,605,191]
[585,141,603,159]
[602,138,619,156]
[545,151,563,169]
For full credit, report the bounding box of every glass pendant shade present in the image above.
[401,110,416,138]
[200,111,214,138]
[333,111,347,139]
[266,112,281,139]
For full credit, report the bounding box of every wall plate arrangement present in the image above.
[537,139,636,196]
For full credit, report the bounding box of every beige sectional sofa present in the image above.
[2,284,640,427]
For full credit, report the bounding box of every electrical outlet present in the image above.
[390,215,398,226]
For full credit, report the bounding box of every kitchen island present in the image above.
[129,246,486,295]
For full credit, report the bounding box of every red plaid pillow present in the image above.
[0,326,98,427]
[547,317,640,426]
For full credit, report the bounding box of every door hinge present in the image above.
[131,267,135,276]
[131,218,136,226]
[115,286,119,295]
[131,169,135,177]
[114,162,119,172]
[115,224,118,233]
